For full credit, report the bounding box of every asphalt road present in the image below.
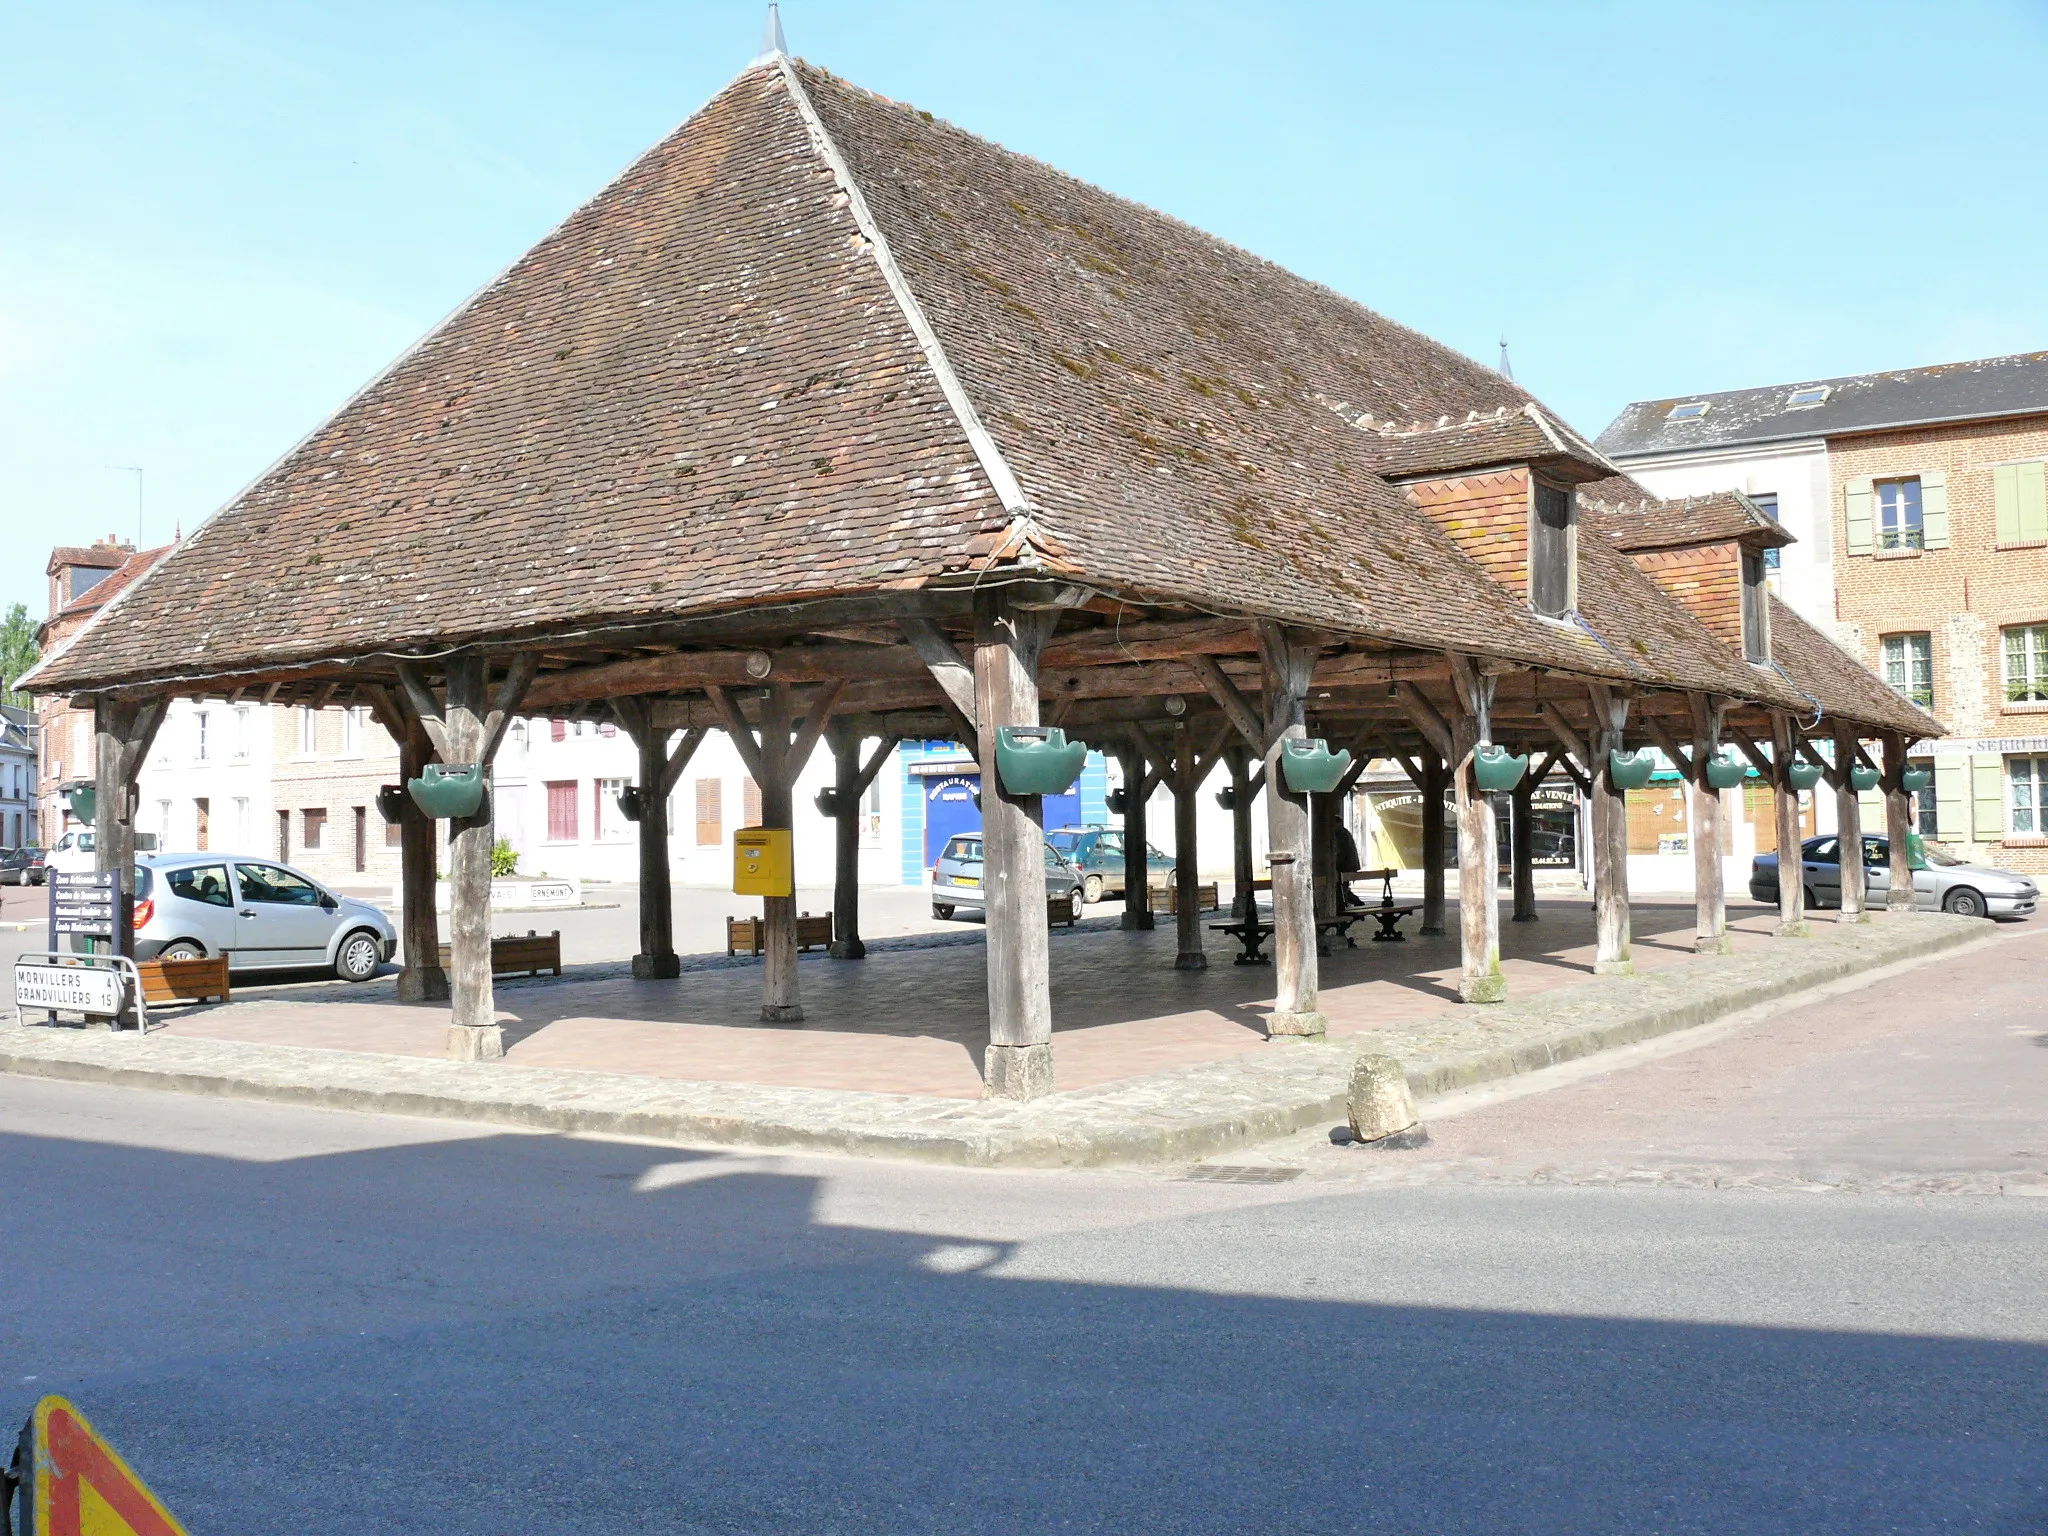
[4,918,2047,1533]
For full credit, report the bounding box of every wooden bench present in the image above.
[138,954,230,1005]
[1147,880,1220,916]
[1049,892,1081,928]
[1209,915,1274,965]
[726,913,834,957]
[438,930,562,978]
[1361,901,1423,943]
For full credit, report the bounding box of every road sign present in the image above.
[16,1396,189,1535]
[50,872,116,942]
[14,964,124,1015]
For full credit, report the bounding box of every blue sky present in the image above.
[5,0,2046,618]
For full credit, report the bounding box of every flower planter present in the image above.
[1471,745,1528,792]
[1703,750,1748,790]
[1902,768,1933,793]
[1849,764,1881,792]
[1279,739,1352,795]
[408,763,486,819]
[1607,750,1656,791]
[993,727,1087,796]
[1786,760,1825,792]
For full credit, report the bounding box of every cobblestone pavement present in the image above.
[1197,916,2048,1197]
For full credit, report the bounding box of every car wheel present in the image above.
[932,903,955,921]
[158,940,205,962]
[1082,874,1104,905]
[1943,887,1987,918]
[335,929,383,982]
[1068,888,1084,921]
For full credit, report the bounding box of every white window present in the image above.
[195,710,210,761]
[341,707,363,756]
[863,776,885,846]
[157,800,171,839]
[2010,756,2048,837]
[233,797,251,848]
[1876,477,1924,551]
[597,777,629,841]
[233,705,252,760]
[1882,633,1934,708]
[299,707,318,755]
[2004,625,2048,704]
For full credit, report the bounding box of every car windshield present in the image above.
[1045,832,1085,853]
[1923,846,1968,868]
[944,837,983,863]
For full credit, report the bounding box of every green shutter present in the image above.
[2021,462,2048,544]
[1920,471,1949,549]
[1844,478,1874,555]
[1971,753,2004,841]
[1995,464,2021,545]
[1934,757,1967,841]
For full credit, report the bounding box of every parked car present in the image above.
[1750,835,2038,919]
[46,827,158,877]
[133,853,399,981]
[1044,825,1174,905]
[931,834,1086,922]
[0,847,46,886]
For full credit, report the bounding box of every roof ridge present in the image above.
[776,56,1041,563]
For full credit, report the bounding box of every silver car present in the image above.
[931,834,1086,922]
[1751,835,2038,919]
[135,853,399,981]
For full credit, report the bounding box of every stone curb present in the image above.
[0,913,1990,1168]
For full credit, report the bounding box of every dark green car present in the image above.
[1045,826,1174,905]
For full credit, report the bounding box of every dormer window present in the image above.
[1665,401,1709,421]
[1741,548,1770,661]
[1530,481,1576,618]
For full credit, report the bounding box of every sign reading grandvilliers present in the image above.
[50,870,117,941]
[13,963,124,1015]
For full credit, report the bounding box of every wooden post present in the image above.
[1771,711,1810,937]
[1449,657,1505,1003]
[1833,722,1867,924]
[1171,719,1205,970]
[399,653,537,1058]
[1588,684,1633,976]
[365,684,446,1000]
[1882,731,1915,913]
[1310,790,1338,923]
[1510,769,1538,923]
[824,725,897,959]
[1118,735,1155,931]
[611,699,704,978]
[1689,694,1731,955]
[1227,747,1257,921]
[974,592,1057,1096]
[92,696,166,1020]
[1420,752,1447,937]
[1259,622,1325,1037]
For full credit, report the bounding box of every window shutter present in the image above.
[551,719,566,742]
[1857,787,1885,829]
[695,778,721,845]
[742,776,762,827]
[1972,753,2004,840]
[1934,758,1966,843]
[2021,462,2048,544]
[1994,464,2021,545]
[1919,471,1949,549]
[1843,479,1874,555]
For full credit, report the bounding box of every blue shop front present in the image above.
[896,741,1111,884]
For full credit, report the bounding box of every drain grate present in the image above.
[1180,1164,1303,1184]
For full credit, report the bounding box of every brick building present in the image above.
[1601,351,2048,872]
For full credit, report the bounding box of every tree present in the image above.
[0,603,37,707]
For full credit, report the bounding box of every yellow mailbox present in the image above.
[733,826,793,896]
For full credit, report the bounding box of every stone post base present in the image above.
[632,952,681,980]
[1511,912,1539,924]
[1348,1053,1424,1145]
[1457,974,1508,1004]
[1694,933,1734,956]
[1593,957,1634,977]
[398,966,450,1004]
[984,1042,1054,1100]
[1174,952,1208,972]
[1266,1009,1329,1038]
[1838,910,1871,925]
[1778,920,1812,938]
[447,1024,504,1061]
[761,1004,804,1024]
[1886,896,1914,914]
[828,938,867,960]
[1419,923,1446,937]
[1120,911,1154,931]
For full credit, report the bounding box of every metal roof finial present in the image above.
[756,2,788,61]
[1498,336,1513,380]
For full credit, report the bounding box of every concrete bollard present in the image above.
[1347,1054,1428,1148]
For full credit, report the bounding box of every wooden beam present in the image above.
[1641,715,1695,782]
[478,652,539,765]
[1187,653,1266,749]
[394,662,454,762]
[1541,703,1587,765]
[900,618,980,735]
[706,686,768,783]
[1394,682,1453,761]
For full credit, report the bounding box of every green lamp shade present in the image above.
[65,786,97,826]
[1786,760,1825,792]
[1471,745,1528,792]
[1703,750,1748,790]
[1902,768,1933,793]
[408,763,486,820]
[1278,738,1352,794]
[1607,750,1656,791]
[993,727,1087,796]
[1848,764,1881,793]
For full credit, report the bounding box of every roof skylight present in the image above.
[1785,385,1831,409]
[1665,401,1709,421]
